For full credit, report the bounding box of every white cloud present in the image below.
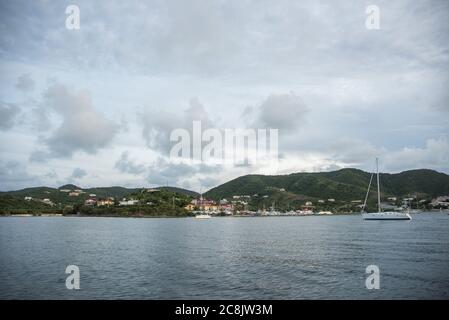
[251,93,309,132]
[384,138,449,172]
[140,97,213,155]
[31,84,120,160]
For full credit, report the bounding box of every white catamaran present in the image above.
[361,158,412,221]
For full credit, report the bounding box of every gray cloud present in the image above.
[15,73,35,92]
[1,0,449,191]
[114,151,146,175]
[0,161,39,191]
[141,97,212,155]
[198,177,220,190]
[146,156,221,188]
[147,157,198,186]
[31,84,119,160]
[252,93,309,132]
[71,168,87,179]
[3,0,448,78]
[0,102,20,130]
[327,138,381,165]
[44,170,58,179]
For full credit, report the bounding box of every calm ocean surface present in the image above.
[1,213,448,299]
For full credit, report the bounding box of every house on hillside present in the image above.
[42,198,54,206]
[302,201,315,211]
[200,199,218,211]
[85,198,97,206]
[97,198,115,207]
[189,197,219,211]
[431,196,449,208]
[219,203,234,212]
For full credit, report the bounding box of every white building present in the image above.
[119,199,139,206]
[42,198,54,206]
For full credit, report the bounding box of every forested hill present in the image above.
[0,185,198,205]
[204,168,449,201]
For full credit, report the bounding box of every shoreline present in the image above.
[1,211,446,219]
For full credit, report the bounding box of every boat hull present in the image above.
[195,214,211,219]
[362,212,412,220]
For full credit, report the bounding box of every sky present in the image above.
[0,0,448,192]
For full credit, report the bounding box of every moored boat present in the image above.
[361,158,411,221]
[195,213,211,219]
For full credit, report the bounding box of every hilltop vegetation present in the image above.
[0,185,196,217]
[0,195,61,215]
[74,189,194,217]
[1,168,448,216]
[204,168,449,211]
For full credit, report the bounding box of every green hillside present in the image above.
[0,195,61,215]
[0,185,198,216]
[204,168,449,202]
[156,186,199,197]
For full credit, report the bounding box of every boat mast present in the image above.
[376,157,381,213]
[200,188,203,212]
[362,172,374,213]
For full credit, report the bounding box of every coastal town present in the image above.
[13,185,449,217]
[179,194,448,216]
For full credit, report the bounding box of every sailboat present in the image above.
[361,158,412,221]
[195,193,211,219]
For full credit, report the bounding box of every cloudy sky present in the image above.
[1,0,448,192]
